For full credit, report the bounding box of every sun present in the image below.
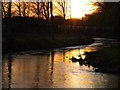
[71,0,99,19]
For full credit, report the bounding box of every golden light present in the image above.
[81,55,86,60]
[71,50,81,59]
[79,49,85,54]
[71,0,99,19]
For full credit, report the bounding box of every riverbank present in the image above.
[3,30,94,54]
[85,45,120,73]
[3,17,119,55]
[3,29,119,55]
[2,18,93,54]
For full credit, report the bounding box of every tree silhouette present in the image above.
[2,1,68,20]
[2,2,7,18]
[54,0,71,20]
[50,0,53,21]
[8,2,12,18]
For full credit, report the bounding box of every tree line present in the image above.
[2,0,71,21]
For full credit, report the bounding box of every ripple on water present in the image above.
[2,39,119,88]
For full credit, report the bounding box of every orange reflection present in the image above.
[65,43,103,60]
[3,43,106,88]
[66,49,86,60]
[2,42,118,88]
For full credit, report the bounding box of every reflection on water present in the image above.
[65,42,103,61]
[3,41,119,88]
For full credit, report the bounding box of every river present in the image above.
[2,38,119,88]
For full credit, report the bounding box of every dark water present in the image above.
[2,38,119,88]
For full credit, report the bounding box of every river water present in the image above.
[2,38,119,88]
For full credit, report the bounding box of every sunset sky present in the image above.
[2,0,102,19]
[71,0,99,19]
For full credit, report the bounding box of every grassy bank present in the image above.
[3,28,94,54]
[85,45,120,73]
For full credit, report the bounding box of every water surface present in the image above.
[2,38,119,88]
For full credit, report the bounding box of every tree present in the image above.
[30,2,42,19]
[89,0,104,12]
[54,0,71,20]
[41,1,53,21]
[22,2,30,17]
[1,0,70,20]
[37,2,40,19]
[2,2,7,18]
[36,0,53,21]
[58,0,66,19]
[8,2,12,18]
[2,2,12,18]
[50,0,53,21]
[12,2,22,17]
[41,2,49,21]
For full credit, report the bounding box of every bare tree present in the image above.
[89,0,104,12]
[58,0,66,19]
[11,2,31,17]
[2,0,70,20]
[22,2,28,17]
[2,2,12,18]
[30,2,42,18]
[12,2,22,17]
[30,1,53,21]
[8,2,12,18]
[40,1,52,21]
[37,2,40,19]
[50,0,53,21]
[2,2,7,18]
[54,0,71,19]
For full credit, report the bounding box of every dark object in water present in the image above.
[94,68,99,72]
[79,62,84,65]
[71,56,83,63]
[88,65,90,68]
[94,68,105,73]
[71,57,78,62]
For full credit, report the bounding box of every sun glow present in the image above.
[71,0,99,19]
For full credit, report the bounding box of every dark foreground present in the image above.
[3,18,119,54]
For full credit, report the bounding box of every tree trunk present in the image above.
[8,2,12,19]
[63,1,66,20]
[23,2,26,17]
[2,2,7,18]
[18,3,21,17]
[42,2,48,21]
[50,0,53,21]
[47,2,49,21]
[37,2,40,19]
